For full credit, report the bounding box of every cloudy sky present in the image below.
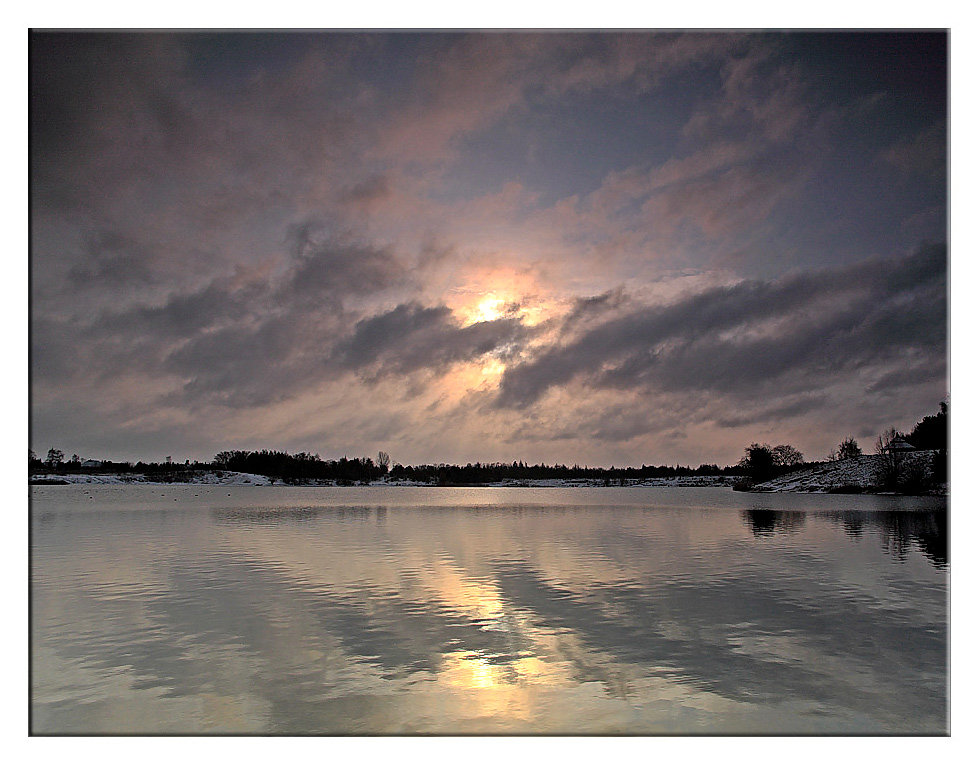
[29,31,948,467]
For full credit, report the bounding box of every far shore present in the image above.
[30,471,739,489]
[29,461,947,496]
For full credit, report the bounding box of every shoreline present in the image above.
[28,468,946,495]
[29,472,740,489]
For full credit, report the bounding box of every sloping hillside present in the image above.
[751,452,942,493]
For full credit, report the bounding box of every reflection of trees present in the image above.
[841,513,865,538]
[878,511,947,567]
[211,505,385,526]
[741,508,806,536]
[741,507,947,567]
[830,511,947,567]
[911,512,947,566]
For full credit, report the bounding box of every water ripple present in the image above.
[31,486,947,734]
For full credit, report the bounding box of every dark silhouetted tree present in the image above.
[739,443,775,480]
[771,444,804,467]
[907,400,948,451]
[874,428,906,490]
[833,436,862,461]
[45,448,64,469]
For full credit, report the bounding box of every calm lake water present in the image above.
[30,485,948,735]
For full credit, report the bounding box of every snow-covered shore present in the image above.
[30,471,275,486]
[748,452,946,494]
[29,456,947,494]
[29,471,740,489]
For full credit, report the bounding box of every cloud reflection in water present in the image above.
[31,488,947,733]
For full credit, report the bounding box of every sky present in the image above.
[29,31,948,468]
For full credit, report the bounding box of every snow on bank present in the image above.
[31,461,946,493]
[30,471,272,486]
[750,452,945,493]
[30,472,739,488]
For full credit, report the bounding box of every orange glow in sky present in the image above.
[466,295,507,325]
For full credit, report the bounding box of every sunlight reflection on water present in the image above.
[31,485,947,734]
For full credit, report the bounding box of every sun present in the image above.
[467,295,507,325]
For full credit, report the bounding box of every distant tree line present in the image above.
[31,446,745,486]
[30,449,217,482]
[212,450,387,485]
[386,460,741,486]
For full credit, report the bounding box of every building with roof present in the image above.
[884,437,917,453]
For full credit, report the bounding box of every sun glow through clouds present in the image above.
[481,358,506,378]
[470,296,506,324]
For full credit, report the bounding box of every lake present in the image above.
[30,485,948,735]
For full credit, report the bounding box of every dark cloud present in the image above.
[34,224,410,409]
[559,288,629,333]
[497,243,946,410]
[339,176,391,210]
[165,315,310,407]
[866,362,948,395]
[100,278,260,344]
[333,303,531,378]
[714,394,829,429]
[281,221,406,305]
[65,229,159,292]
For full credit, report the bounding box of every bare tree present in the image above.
[772,444,804,467]
[874,428,903,489]
[874,428,898,455]
[377,451,391,474]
